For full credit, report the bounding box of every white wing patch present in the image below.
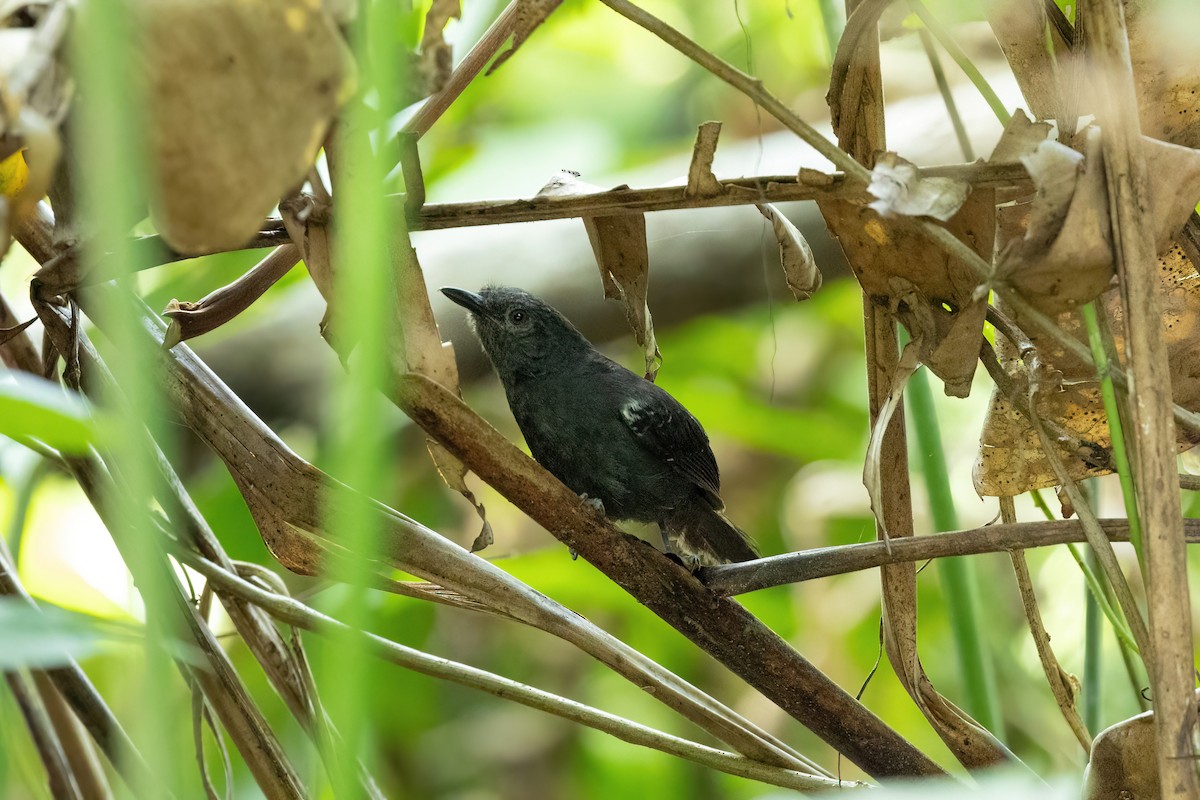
[622,396,669,434]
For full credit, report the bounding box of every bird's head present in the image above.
[440,285,591,380]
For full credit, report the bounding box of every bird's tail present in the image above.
[669,504,759,566]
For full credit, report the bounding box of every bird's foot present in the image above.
[569,547,579,561]
[579,494,606,516]
[663,550,702,573]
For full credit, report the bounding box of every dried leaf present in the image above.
[1015,140,1083,252]
[685,121,724,199]
[137,0,351,254]
[867,152,970,222]
[1126,2,1200,149]
[827,0,890,158]
[395,239,492,549]
[279,192,338,348]
[998,128,1200,316]
[1083,708,1163,800]
[817,191,993,397]
[536,171,661,379]
[975,239,1200,496]
[755,204,821,300]
[417,0,461,95]
[486,0,563,76]
[864,336,921,544]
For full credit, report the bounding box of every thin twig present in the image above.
[1002,498,1092,753]
[700,517,1200,596]
[178,551,861,794]
[402,1,521,139]
[162,244,301,346]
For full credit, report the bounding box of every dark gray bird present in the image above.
[441,285,758,566]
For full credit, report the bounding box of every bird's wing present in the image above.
[619,382,723,504]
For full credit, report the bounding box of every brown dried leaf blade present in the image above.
[998,128,1200,316]
[137,0,349,254]
[685,121,724,199]
[816,192,992,398]
[395,239,493,550]
[756,204,821,301]
[537,171,661,379]
[975,239,1200,496]
[863,336,920,543]
[418,0,461,94]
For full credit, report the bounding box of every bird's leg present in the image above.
[659,522,702,572]
[579,493,606,516]
[569,494,606,561]
[658,521,674,555]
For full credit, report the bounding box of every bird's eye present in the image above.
[509,309,527,324]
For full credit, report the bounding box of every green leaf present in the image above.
[0,597,205,669]
[0,373,97,453]
[0,598,107,669]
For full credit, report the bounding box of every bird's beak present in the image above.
[440,287,487,316]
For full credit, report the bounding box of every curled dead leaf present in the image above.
[867,152,970,222]
[685,121,724,199]
[994,126,1200,315]
[418,0,461,95]
[137,0,351,255]
[395,240,492,550]
[486,0,563,76]
[755,204,821,301]
[536,170,661,380]
[864,335,922,544]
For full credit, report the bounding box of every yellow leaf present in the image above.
[0,149,30,199]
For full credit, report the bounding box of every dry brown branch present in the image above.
[1088,2,1199,793]
[403,0,521,139]
[701,518,1200,596]
[1002,498,1092,754]
[163,243,301,346]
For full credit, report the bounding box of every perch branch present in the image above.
[396,373,945,779]
[52,270,830,777]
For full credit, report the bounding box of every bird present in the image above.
[441,285,758,566]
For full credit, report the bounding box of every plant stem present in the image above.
[1083,547,1103,734]
[1080,302,1145,572]
[907,0,1011,125]
[907,365,1003,735]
